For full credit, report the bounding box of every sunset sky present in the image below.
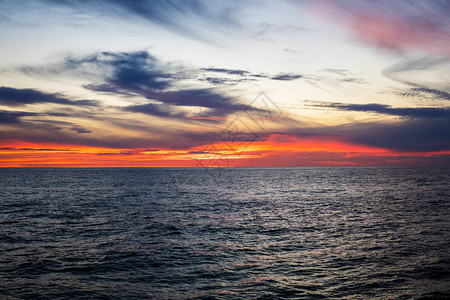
[0,0,449,167]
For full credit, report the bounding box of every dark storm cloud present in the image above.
[308,101,450,119]
[271,74,303,81]
[0,87,99,107]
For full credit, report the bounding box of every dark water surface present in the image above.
[1,167,449,299]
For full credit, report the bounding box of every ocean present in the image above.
[1,167,449,299]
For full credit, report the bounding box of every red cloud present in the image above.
[310,0,450,56]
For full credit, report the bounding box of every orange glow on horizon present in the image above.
[0,135,449,167]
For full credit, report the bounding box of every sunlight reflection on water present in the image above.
[0,167,449,299]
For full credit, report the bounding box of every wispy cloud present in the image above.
[394,88,450,102]
[311,0,450,55]
[271,74,303,81]
[0,110,38,124]
[125,88,253,119]
[0,87,99,107]
[200,68,250,76]
[21,51,274,119]
[0,147,73,152]
[300,100,450,151]
[382,56,450,92]
[340,118,450,152]
[39,0,242,41]
[307,101,450,119]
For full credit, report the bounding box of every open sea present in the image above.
[0,167,449,299]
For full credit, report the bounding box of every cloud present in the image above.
[70,128,92,134]
[271,73,303,81]
[146,89,248,112]
[0,110,37,124]
[0,86,99,107]
[0,109,92,137]
[382,56,450,92]
[302,70,367,90]
[280,117,450,152]
[394,88,450,102]
[308,101,450,119]
[69,51,172,94]
[125,88,259,119]
[0,147,74,152]
[0,110,74,125]
[38,51,269,119]
[200,68,250,76]
[29,119,92,134]
[198,77,252,85]
[197,67,272,85]
[297,99,450,152]
[40,0,241,40]
[341,118,450,152]
[318,69,367,84]
[0,85,97,135]
[310,0,450,55]
[197,67,259,85]
[199,67,355,86]
[322,69,349,76]
[0,119,219,150]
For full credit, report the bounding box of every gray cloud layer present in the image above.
[0,87,98,107]
[308,101,450,119]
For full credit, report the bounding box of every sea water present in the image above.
[1,167,449,299]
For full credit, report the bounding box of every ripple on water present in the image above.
[0,167,449,299]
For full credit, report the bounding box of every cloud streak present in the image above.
[36,51,271,119]
[340,118,450,152]
[0,110,38,124]
[40,0,242,41]
[299,100,450,152]
[311,0,450,55]
[271,74,303,81]
[394,88,450,102]
[0,87,98,107]
[382,57,450,92]
[308,101,450,119]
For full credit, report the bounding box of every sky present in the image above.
[0,0,449,167]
